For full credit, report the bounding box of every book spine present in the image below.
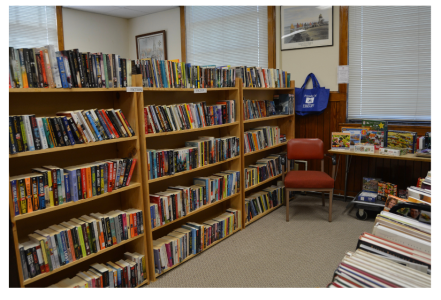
[23,116,35,151]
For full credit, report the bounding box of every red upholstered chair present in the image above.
[282,138,336,222]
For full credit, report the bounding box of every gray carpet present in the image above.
[145,195,375,288]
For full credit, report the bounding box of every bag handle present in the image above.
[301,73,320,89]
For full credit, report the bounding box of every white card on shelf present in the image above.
[194,88,207,94]
[126,87,143,92]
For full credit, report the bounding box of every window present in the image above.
[348,6,431,122]
[185,6,268,67]
[9,6,58,50]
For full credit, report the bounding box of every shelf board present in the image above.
[244,142,288,157]
[136,279,149,288]
[23,234,144,285]
[146,122,239,138]
[152,192,240,232]
[243,114,293,124]
[155,228,240,278]
[14,183,141,222]
[243,87,294,90]
[9,88,127,93]
[245,203,283,226]
[148,156,240,184]
[143,87,238,92]
[9,136,138,158]
[245,173,285,192]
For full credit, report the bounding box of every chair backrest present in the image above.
[287,138,324,160]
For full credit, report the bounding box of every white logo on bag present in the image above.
[305,97,314,103]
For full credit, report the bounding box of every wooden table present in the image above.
[328,149,431,201]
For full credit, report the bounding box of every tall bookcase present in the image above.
[9,75,149,287]
[138,79,244,281]
[241,82,295,226]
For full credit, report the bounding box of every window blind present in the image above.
[9,6,58,50]
[348,6,431,121]
[185,6,268,67]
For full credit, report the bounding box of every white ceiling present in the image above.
[64,6,178,19]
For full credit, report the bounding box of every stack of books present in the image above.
[19,209,144,281]
[245,185,285,223]
[9,109,135,155]
[245,153,285,189]
[10,159,137,216]
[153,208,241,275]
[329,205,431,287]
[243,94,294,121]
[146,136,239,180]
[144,100,235,134]
[49,252,147,288]
[244,126,281,154]
[149,170,240,229]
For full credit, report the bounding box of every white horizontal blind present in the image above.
[9,6,58,50]
[348,6,431,121]
[186,6,268,67]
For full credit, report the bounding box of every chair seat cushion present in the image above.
[284,170,334,189]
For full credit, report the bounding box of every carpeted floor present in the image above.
[145,195,375,288]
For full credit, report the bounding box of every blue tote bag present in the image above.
[295,73,330,116]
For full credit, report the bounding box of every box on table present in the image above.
[379,147,408,156]
[354,144,375,153]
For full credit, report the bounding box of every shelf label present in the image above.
[126,87,143,92]
[194,88,207,94]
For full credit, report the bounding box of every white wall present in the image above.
[277,6,340,91]
[63,8,130,58]
[128,7,181,61]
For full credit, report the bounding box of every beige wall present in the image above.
[128,7,181,61]
[277,6,340,91]
[62,8,130,58]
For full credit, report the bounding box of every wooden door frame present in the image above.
[56,6,65,51]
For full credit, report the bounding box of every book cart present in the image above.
[139,78,244,281]
[241,82,295,226]
[9,75,149,287]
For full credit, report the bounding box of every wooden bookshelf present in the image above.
[241,82,295,227]
[138,79,244,282]
[9,75,149,288]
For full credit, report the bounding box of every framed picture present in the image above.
[281,6,333,50]
[136,30,167,60]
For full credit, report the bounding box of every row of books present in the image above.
[19,208,144,280]
[244,126,281,154]
[243,94,294,120]
[144,100,235,134]
[153,209,241,275]
[239,66,291,88]
[9,46,134,89]
[245,153,285,189]
[10,159,137,216]
[50,252,147,288]
[146,136,239,180]
[9,108,135,155]
[245,185,285,223]
[149,170,240,229]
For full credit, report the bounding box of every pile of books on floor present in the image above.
[244,126,281,154]
[9,45,291,89]
[153,209,241,275]
[243,94,294,120]
[245,185,285,223]
[329,204,431,287]
[150,170,240,229]
[49,252,147,287]
[19,209,144,280]
[10,159,137,216]
[9,109,135,155]
[245,153,285,189]
[146,136,239,180]
[144,100,235,134]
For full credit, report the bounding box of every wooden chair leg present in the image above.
[286,188,290,222]
[328,190,333,222]
[321,192,325,206]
